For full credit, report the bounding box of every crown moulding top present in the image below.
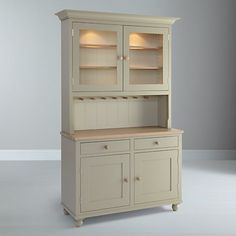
[55,9,180,25]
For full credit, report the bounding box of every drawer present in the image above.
[134,136,178,150]
[80,140,130,155]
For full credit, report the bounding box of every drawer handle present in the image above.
[154,141,159,145]
[104,145,109,150]
[123,178,128,183]
[135,176,141,181]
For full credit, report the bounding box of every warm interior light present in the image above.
[129,33,146,46]
[80,30,117,45]
[80,31,102,44]
[129,33,162,48]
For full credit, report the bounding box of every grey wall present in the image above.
[0,0,235,150]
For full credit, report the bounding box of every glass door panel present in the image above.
[73,23,123,91]
[124,26,169,91]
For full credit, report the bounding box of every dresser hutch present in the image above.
[56,9,183,227]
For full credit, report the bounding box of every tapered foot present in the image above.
[75,219,83,227]
[63,208,69,215]
[172,204,178,211]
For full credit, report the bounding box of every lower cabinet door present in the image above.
[81,154,130,212]
[134,150,178,204]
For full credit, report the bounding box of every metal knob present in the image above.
[154,141,159,145]
[104,145,109,150]
[136,176,141,181]
[123,178,128,183]
[123,56,130,61]
[117,56,124,61]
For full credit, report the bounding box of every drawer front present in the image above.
[135,136,178,150]
[81,140,130,155]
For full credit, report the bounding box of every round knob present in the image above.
[124,56,130,61]
[136,176,141,181]
[154,141,159,145]
[117,56,124,61]
[104,145,109,150]
[123,178,128,183]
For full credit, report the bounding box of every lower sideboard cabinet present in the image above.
[61,131,182,227]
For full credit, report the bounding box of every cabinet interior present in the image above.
[79,30,118,86]
[73,95,168,130]
[129,32,163,85]
[77,29,164,87]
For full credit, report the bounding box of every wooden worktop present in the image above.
[61,127,183,141]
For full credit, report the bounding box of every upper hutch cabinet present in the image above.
[69,15,171,92]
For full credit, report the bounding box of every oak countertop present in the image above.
[61,127,184,141]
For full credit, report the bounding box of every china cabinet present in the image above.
[56,9,183,227]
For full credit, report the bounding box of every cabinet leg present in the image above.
[63,208,69,215]
[172,204,178,211]
[75,219,83,227]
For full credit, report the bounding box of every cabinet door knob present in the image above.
[154,141,159,145]
[117,56,124,61]
[104,145,109,150]
[123,56,130,61]
[135,176,141,181]
[123,178,128,183]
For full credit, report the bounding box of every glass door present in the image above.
[124,26,169,91]
[73,23,123,91]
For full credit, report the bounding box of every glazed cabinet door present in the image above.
[124,26,169,91]
[72,23,123,91]
[134,150,178,204]
[81,154,130,212]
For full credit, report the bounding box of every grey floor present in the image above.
[0,159,236,236]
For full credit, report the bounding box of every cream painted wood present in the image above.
[60,134,182,224]
[61,136,77,215]
[61,19,74,134]
[62,134,181,226]
[81,154,130,212]
[75,219,83,227]
[80,139,130,156]
[124,26,169,91]
[158,95,169,128]
[73,96,159,130]
[72,23,123,92]
[134,136,178,150]
[72,90,170,97]
[57,9,182,227]
[56,10,180,26]
[134,150,178,204]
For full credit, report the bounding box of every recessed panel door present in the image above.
[81,154,130,212]
[135,150,178,204]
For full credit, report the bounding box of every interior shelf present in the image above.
[129,66,163,70]
[80,44,117,49]
[80,65,117,69]
[129,46,163,50]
